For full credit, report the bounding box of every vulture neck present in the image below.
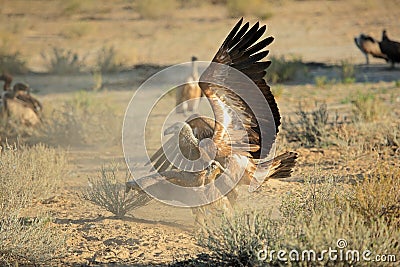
[179,123,198,147]
[191,59,199,80]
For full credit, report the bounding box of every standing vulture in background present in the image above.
[354,34,388,65]
[379,29,400,68]
[175,56,202,114]
[127,18,298,220]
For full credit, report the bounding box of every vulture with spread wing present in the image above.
[127,19,297,216]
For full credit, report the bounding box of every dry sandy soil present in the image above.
[1,0,400,266]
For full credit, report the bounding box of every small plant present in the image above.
[198,210,281,266]
[267,55,306,83]
[136,0,178,19]
[395,80,400,88]
[350,164,400,225]
[81,165,151,218]
[0,46,28,74]
[283,102,338,147]
[96,45,123,73]
[314,75,336,88]
[351,91,387,122]
[339,60,356,84]
[41,47,86,74]
[0,145,66,266]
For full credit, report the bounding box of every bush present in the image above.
[37,91,121,146]
[0,145,66,266]
[283,102,338,147]
[350,164,400,225]
[339,60,356,84]
[136,0,178,19]
[0,46,28,74]
[198,210,281,266]
[267,56,306,83]
[81,165,151,218]
[41,47,86,74]
[351,91,387,122]
[96,46,124,73]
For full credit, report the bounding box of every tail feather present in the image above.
[267,151,298,179]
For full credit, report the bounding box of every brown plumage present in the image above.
[0,72,13,91]
[13,83,43,114]
[354,34,388,65]
[379,29,400,68]
[1,91,41,126]
[128,19,298,216]
[176,56,202,114]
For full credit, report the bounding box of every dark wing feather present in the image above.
[200,19,280,159]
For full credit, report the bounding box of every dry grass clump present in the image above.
[351,91,388,122]
[37,91,121,146]
[268,55,307,84]
[41,47,86,74]
[81,165,151,218]
[350,164,400,225]
[198,210,281,266]
[339,60,356,84]
[198,165,399,266]
[96,46,124,73]
[283,103,339,148]
[136,0,178,19]
[0,145,66,266]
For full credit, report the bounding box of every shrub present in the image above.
[81,165,151,218]
[283,102,338,147]
[339,60,356,84]
[37,91,121,146]
[351,91,387,122]
[267,55,306,84]
[350,164,400,225]
[0,145,66,266]
[136,0,178,19]
[198,210,281,266]
[41,47,86,74]
[96,46,123,73]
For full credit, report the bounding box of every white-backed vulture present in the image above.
[12,83,43,114]
[175,56,202,114]
[379,29,400,68]
[354,33,388,65]
[127,19,298,219]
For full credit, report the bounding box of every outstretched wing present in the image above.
[199,18,279,159]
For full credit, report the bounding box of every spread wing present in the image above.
[199,18,279,159]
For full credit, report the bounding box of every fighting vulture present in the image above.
[0,72,13,91]
[379,29,400,68]
[127,18,298,218]
[354,33,388,65]
[175,56,202,114]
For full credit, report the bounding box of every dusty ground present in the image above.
[1,0,400,266]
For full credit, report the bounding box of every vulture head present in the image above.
[191,56,198,62]
[13,82,30,94]
[382,29,388,41]
[0,72,13,91]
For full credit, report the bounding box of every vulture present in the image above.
[379,29,400,68]
[0,73,42,126]
[175,56,202,114]
[0,72,13,91]
[127,19,298,220]
[354,33,388,65]
[1,91,41,126]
